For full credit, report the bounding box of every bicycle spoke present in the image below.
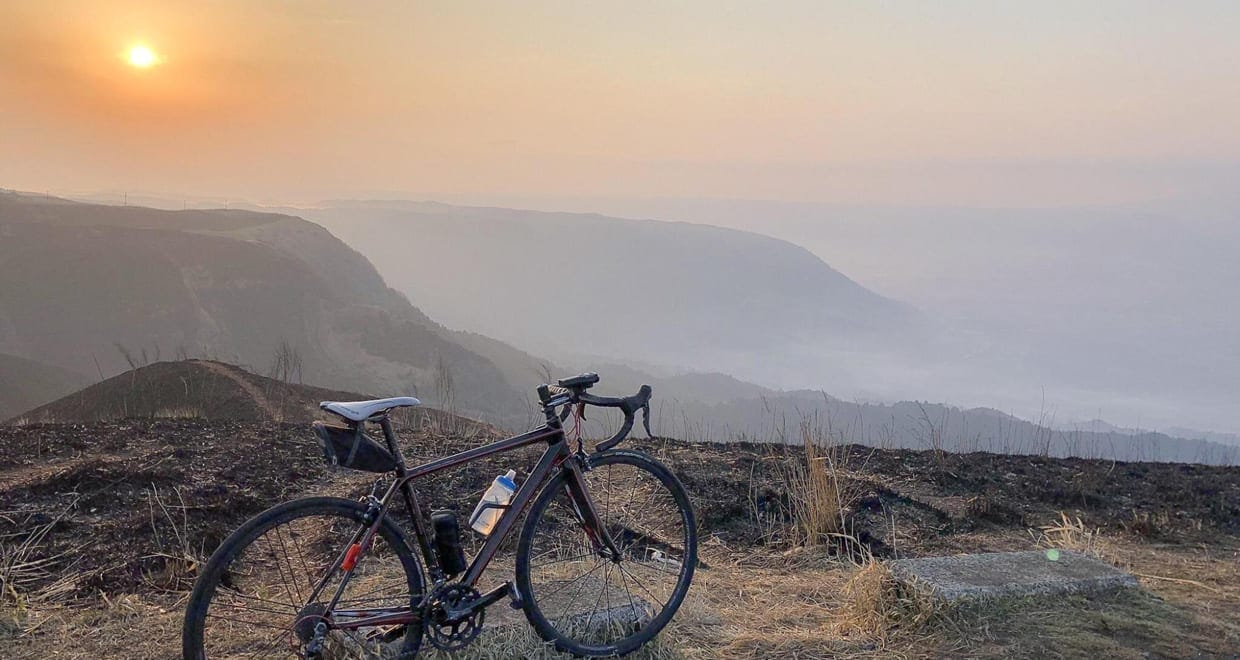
[580,561,611,634]
[259,530,302,609]
[282,520,320,598]
[522,455,695,653]
[196,504,421,659]
[272,524,306,605]
[204,611,293,631]
[617,563,668,611]
[538,558,606,602]
[530,552,598,569]
[209,600,296,617]
[553,561,607,630]
[254,626,297,657]
[216,587,299,610]
[615,561,640,620]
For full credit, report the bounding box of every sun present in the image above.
[127,45,159,69]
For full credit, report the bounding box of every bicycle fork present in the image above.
[562,457,625,561]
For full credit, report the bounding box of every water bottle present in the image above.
[470,470,517,535]
[431,511,468,576]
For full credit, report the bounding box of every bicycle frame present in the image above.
[307,414,619,631]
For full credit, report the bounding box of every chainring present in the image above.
[423,583,485,652]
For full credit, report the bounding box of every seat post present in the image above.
[376,416,408,470]
[375,415,441,579]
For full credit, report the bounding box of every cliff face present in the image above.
[0,193,537,424]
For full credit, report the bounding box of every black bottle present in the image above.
[431,511,468,577]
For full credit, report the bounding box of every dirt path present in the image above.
[194,360,280,420]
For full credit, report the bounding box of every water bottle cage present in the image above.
[469,501,510,536]
[471,501,511,519]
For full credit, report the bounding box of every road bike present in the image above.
[182,373,698,658]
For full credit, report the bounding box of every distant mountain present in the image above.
[0,352,90,420]
[651,392,1240,466]
[567,362,775,406]
[296,201,925,388]
[1048,420,1240,449]
[1161,427,1240,449]
[563,197,1240,433]
[0,192,549,425]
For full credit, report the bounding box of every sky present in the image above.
[3,0,1240,208]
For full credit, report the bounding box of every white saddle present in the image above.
[319,396,420,422]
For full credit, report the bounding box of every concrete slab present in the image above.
[889,550,1137,603]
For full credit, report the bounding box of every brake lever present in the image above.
[641,402,653,437]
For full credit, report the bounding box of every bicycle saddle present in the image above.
[320,396,420,422]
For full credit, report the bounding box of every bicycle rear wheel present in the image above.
[182,497,425,659]
[516,450,697,657]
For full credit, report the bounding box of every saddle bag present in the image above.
[313,421,397,473]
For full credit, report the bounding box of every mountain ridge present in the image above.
[293,199,926,393]
[0,192,543,424]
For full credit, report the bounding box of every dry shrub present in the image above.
[766,420,865,549]
[837,559,944,643]
[152,406,204,420]
[1036,512,1109,558]
[141,485,204,591]
[1123,510,1188,539]
[1,504,82,637]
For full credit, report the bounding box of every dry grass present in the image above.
[152,406,205,420]
[948,588,1236,659]
[755,420,868,552]
[3,425,1236,658]
[5,537,1239,658]
[836,560,944,643]
[3,592,186,658]
[141,485,205,592]
[419,617,684,659]
[1034,512,1110,558]
[670,545,961,659]
[1,500,83,633]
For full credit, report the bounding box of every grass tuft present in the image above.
[152,406,205,420]
[1035,512,1109,558]
[759,419,869,552]
[837,559,944,642]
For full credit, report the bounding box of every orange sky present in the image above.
[2,1,1239,207]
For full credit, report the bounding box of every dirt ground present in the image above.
[2,421,1237,658]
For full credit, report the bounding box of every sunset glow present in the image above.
[1,1,1239,207]
[127,45,157,68]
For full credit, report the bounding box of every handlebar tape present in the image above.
[540,383,654,451]
[592,384,652,452]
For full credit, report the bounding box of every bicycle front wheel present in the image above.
[182,496,425,659]
[516,450,698,657]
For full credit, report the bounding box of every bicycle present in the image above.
[182,373,698,658]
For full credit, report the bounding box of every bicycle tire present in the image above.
[515,450,697,657]
[182,496,426,659]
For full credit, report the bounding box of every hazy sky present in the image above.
[3,1,1239,207]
